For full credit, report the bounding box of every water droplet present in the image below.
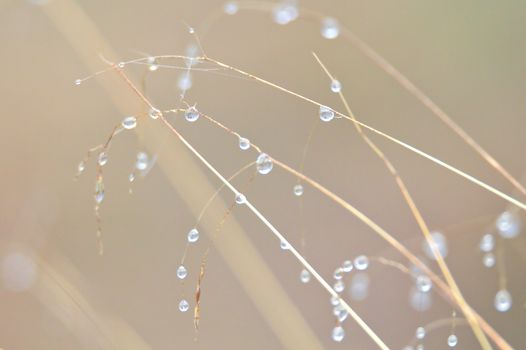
[135,152,149,171]
[330,79,342,93]
[235,193,246,205]
[293,184,304,196]
[256,153,273,175]
[97,152,108,166]
[447,334,458,347]
[148,107,162,120]
[332,325,345,342]
[333,268,344,280]
[422,231,448,260]
[300,269,310,283]
[77,161,86,174]
[118,62,125,68]
[178,73,192,91]
[319,105,335,122]
[280,240,290,250]
[74,79,82,86]
[496,211,521,239]
[334,280,345,293]
[483,252,495,268]
[342,260,353,272]
[494,289,512,312]
[321,17,340,39]
[333,303,348,322]
[121,116,137,130]
[179,299,189,312]
[188,27,195,34]
[147,57,159,71]
[223,1,239,15]
[415,326,426,340]
[354,255,369,270]
[177,265,187,279]
[128,173,135,183]
[94,177,105,204]
[187,228,199,243]
[416,275,432,293]
[350,273,369,301]
[185,105,200,122]
[479,233,495,252]
[330,295,340,306]
[238,137,250,150]
[272,1,299,25]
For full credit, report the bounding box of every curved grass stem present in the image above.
[312,52,491,350]
[114,56,511,350]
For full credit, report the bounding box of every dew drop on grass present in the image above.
[479,233,495,252]
[330,79,342,93]
[148,107,162,120]
[422,231,448,260]
[333,304,348,322]
[342,260,353,272]
[74,79,82,86]
[177,265,187,279]
[332,325,345,342]
[94,177,105,204]
[354,255,369,270]
[187,228,199,243]
[319,105,335,122]
[147,57,159,71]
[483,252,495,268]
[238,137,250,150]
[272,1,299,25]
[416,275,432,293]
[415,326,426,340]
[223,1,239,15]
[300,269,310,283]
[494,289,512,312]
[77,161,86,174]
[135,152,149,171]
[333,280,345,293]
[293,184,303,196]
[330,295,340,306]
[321,17,340,39]
[280,240,290,250]
[179,299,189,312]
[185,105,200,122]
[256,153,273,175]
[333,268,343,280]
[447,334,458,347]
[496,211,521,239]
[98,152,108,166]
[235,193,246,205]
[121,116,137,130]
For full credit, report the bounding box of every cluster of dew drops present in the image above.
[74,0,523,345]
[173,106,275,313]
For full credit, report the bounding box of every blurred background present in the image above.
[1,0,525,349]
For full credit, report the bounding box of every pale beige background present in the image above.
[1,0,525,349]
